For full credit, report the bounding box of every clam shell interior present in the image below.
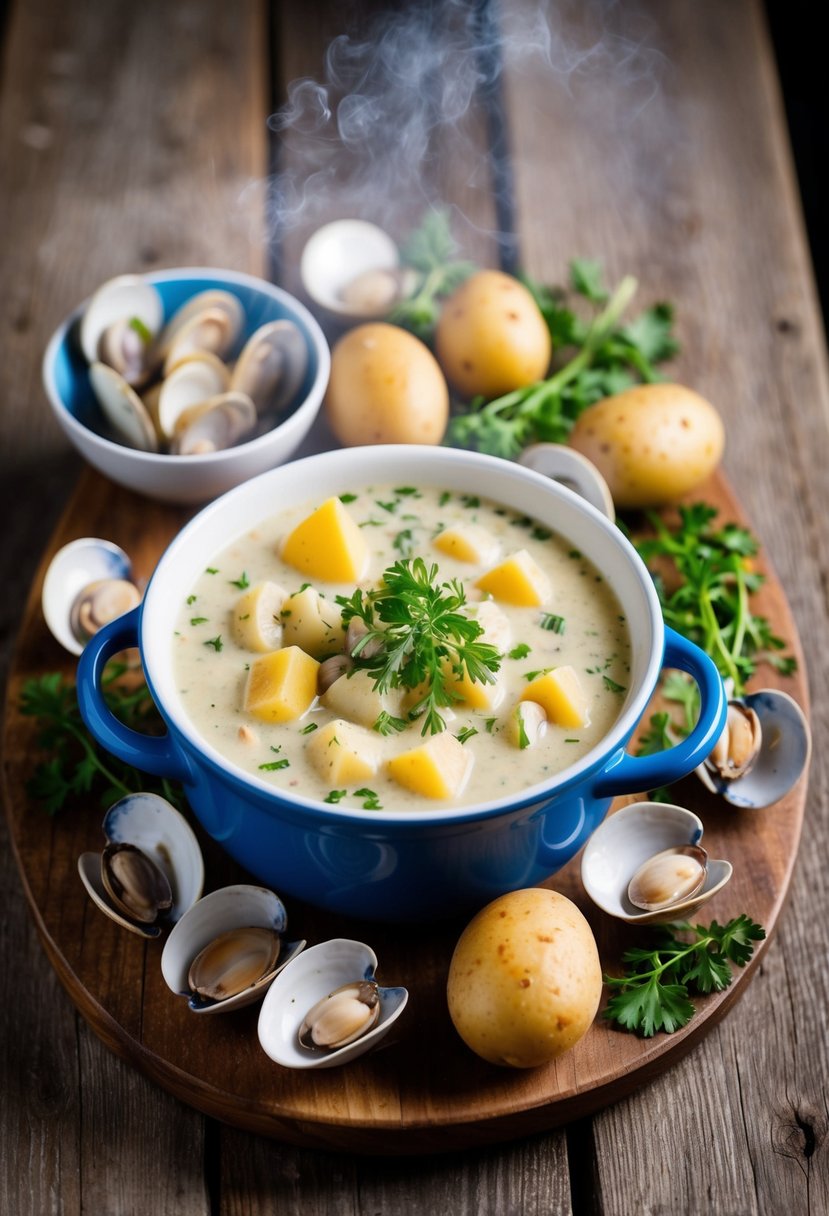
[299,220,399,317]
[42,537,134,656]
[581,801,732,924]
[103,791,204,923]
[699,690,811,809]
[160,883,302,1014]
[258,938,408,1070]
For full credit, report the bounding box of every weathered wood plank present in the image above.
[0,0,269,1212]
[218,1129,573,1216]
[502,1,828,1211]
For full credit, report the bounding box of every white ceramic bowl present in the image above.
[77,446,727,920]
[42,267,330,504]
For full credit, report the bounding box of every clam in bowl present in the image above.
[42,268,330,505]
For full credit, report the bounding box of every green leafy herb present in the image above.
[299,722,318,734]
[636,711,675,757]
[483,717,497,733]
[259,758,290,771]
[393,528,416,559]
[20,667,185,816]
[230,571,250,590]
[128,316,153,345]
[373,710,408,736]
[508,643,531,660]
[531,525,552,541]
[604,915,765,1036]
[539,613,565,634]
[438,491,451,507]
[602,675,626,694]
[635,505,796,695]
[336,557,501,736]
[204,635,223,652]
[447,263,678,458]
[517,716,530,750]
[324,789,347,804]
[206,567,219,575]
[394,487,421,497]
[190,616,208,626]
[460,495,480,509]
[523,667,551,682]
[186,594,197,606]
[354,787,383,810]
[456,726,478,744]
[388,210,476,342]
[339,492,358,504]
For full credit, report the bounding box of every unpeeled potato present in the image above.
[435,270,551,399]
[568,383,725,509]
[447,888,602,1068]
[325,322,449,446]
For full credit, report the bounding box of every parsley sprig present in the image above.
[20,666,185,815]
[635,505,796,697]
[388,210,476,343]
[336,557,501,736]
[603,915,765,1036]
[447,261,678,457]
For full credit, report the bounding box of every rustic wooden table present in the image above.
[1,1,827,1211]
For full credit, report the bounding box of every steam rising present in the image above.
[266,0,666,257]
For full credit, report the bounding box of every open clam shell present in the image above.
[157,352,230,439]
[78,792,204,939]
[696,689,811,810]
[80,274,163,365]
[160,884,304,1014]
[299,220,404,320]
[581,802,732,925]
[89,361,159,452]
[171,391,257,455]
[162,306,243,377]
[257,939,408,1069]
[156,289,244,362]
[230,320,308,417]
[42,537,137,656]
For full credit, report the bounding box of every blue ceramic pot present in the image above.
[77,447,726,921]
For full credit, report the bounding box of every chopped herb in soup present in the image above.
[173,486,631,810]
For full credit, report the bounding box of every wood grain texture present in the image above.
[2,0,828,1208]
[0,466,808,1154]
[502,0,829,1210]
[0,0,267,1213]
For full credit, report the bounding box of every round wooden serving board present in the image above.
[2,467,809,1155]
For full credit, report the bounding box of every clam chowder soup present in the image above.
[173,487,631,810]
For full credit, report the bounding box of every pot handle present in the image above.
[592,627,727,797]
[518,444,615,520]
[76,606,193,784]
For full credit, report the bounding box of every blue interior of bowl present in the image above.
[50,273,321,444]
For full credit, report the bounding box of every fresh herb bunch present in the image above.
[635,505,796,698]
[446,260,678,458]
[336,557,501,736]
[604,915,765,1036]
[20,664,185,815]
[388,210,476,343]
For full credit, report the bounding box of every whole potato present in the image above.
[447,888,602,1068]
[435,270,551,399]
[568,383,725,509]
[325,323,449,446]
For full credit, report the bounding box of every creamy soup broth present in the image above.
[172,485,631,811]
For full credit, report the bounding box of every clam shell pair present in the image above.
[696,689,810,810]
[42,537,140,656]
[300,220,416,321]
[78,793,204,939]
[581,802,732,925]
[80,275,308,456]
